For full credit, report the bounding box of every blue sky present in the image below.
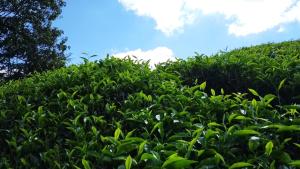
[54,0,300,65]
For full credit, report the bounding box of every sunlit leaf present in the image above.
[82,159,91,169]
[114,128,122,140]
[162,154,196,169]
[137,141,147,157]
[294,143,300,149]
[125,155,132,169]
[265,141,273,156]
[234,129,260,136]
[289,160,300,167]
[248,89,259,97]
[200,81,206,90]
[211,89,216,96]
[229,162,253,169]
[278,79,286,91]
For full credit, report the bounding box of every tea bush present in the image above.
[157,40,300,104]
[0,41,300,169]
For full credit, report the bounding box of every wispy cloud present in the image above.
[118,0,300,36]
[112,47,176,68]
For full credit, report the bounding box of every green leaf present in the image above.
[278,79,286,91]
[117,141,139,155]
[289,160,300,167]
[263,94,276,104]
[293,143,300,149]
[221,88,225,95]
[37,106,43,114]
[90,54,98,58]
[234,116,251,121]
[248,89,259,97]
[125,155,132,169]
[200,81,206,90]
[80,57,89,63]
[270,160,276,169]
[137,141,147,157]
[21,158,28,166]
[91,126,97,135]
[140,153,156,161]
[248,137,260,152]
[278,152,292,164]
[150,122,163,136]
[251,99,257,108]
[82,159,91,169]
[282,138,292,145]
[265,141,273,156]
[125,129,136,139]
[228,114,238,123]
[211,89,216,96]
[185,137,197,158]
[214,152,225,164]
[73,165,81,169]
[162,153,196,169]
[229,162,253,169]
[208,122,222,128]
[197,150,205,157]
[205,129,219,139]
[114,128,122,140]
[17,95,26,103]
[192,127,204,137]
[234,129,260,136]
[227,125,237,134]
[277,125,300,132]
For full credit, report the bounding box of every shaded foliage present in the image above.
[157,40,300,104]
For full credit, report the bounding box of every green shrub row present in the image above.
[0,41,300,168]
[157,40,300,104]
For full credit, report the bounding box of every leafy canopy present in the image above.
[0,0,68,81]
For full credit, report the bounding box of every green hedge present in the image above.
[157,40,300,104]
[0,41,300,169]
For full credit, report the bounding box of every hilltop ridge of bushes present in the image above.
[157,40,300,104]
[0,40,300,168]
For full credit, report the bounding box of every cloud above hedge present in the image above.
[113,47,176,68]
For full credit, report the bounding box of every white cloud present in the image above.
[118,0,300,36]
[113,47,176,68]
[118,0,195,36]
[277,26,285,33]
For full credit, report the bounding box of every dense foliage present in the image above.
[0,0,68,81]
[0,41,300,169]
[157,40,300,104]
